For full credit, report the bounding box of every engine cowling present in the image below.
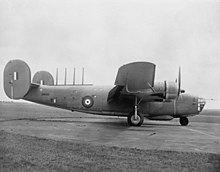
[165,81,178,100]
[153,81,178,101]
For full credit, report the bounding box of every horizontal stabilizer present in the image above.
[31,83,40,88]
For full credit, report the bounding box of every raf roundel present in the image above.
[82,96,94,108]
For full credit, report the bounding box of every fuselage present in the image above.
[24,84,205,120]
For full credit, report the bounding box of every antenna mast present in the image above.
[82,67,84,85]
[56,68,58,85]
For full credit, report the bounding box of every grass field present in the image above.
[1,130,220,172]
[0,102,220,171]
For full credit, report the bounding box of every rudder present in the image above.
[4,60,31,99]
[32,71,54,86]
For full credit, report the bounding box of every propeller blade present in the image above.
[178,67,181,96]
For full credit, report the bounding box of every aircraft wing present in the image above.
[107,62,156,103]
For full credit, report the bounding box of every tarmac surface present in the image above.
[1,102,220,154]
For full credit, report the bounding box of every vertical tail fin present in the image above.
[4,60,31,99]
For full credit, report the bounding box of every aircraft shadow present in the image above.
[143,122,180,127]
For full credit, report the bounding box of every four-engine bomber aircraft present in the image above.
[4,60,206,126]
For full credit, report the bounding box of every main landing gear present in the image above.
[127,112,144,126]
[179,117,189,126]
[127,96,144,126]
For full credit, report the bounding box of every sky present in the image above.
[0,0,220,108]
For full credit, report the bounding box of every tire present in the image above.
[179,117,189,126]
[127,112,144,126]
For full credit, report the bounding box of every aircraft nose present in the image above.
[198,97,206,112]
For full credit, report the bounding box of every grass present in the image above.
[0,130,220,172]
[1,102,220,171]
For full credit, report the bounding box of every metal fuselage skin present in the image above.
[24,84,203,119]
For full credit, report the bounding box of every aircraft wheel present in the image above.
[127,112,144,126]
[179,117,189,126]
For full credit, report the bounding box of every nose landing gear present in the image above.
[179,117,189,126]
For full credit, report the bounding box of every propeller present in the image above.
[174,67,182,115]
[176,67,185,99]
[177,67,181,96]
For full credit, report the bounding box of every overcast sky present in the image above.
[0,0,220,108]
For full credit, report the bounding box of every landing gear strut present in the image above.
[127,96,144,126]
[179,117,189,126]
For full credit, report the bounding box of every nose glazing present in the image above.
[198,97,206,112]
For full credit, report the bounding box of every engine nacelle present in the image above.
[165,81,178,100]
[153,81,178,101]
